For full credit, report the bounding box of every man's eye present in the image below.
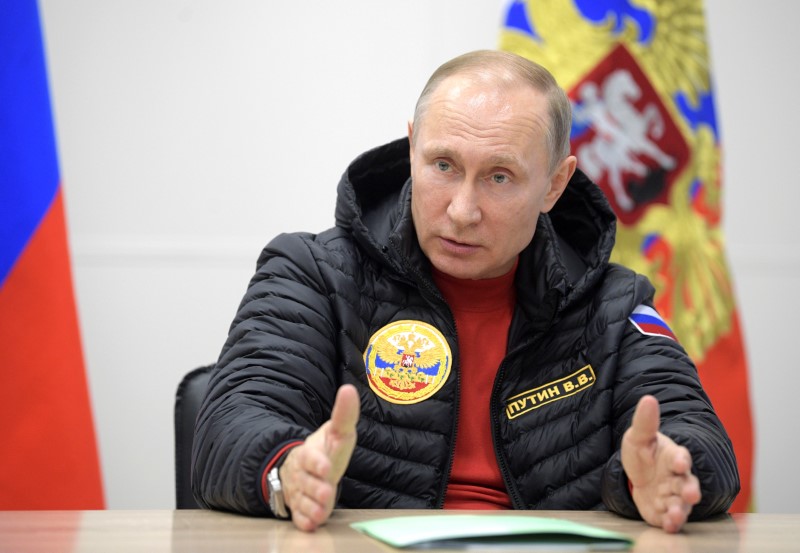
[435,160,451,172]
[492,173,508,184]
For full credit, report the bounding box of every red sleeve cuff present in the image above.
[260,441,304,504]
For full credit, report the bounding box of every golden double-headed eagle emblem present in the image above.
[363,320,452,405]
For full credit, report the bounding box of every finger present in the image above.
[291,510,318,532]
[670,475,686,496]
[662,497,691,533]
[290,493,323,533]
[662,512,683,534]
[628,395,660,446]
[295,483,334,519]
[679,474,702,505]
[669,445,693,475]
[328,384,360,441]
[291,498,327,533]
[288,478,336,531]
[666,474,698,502]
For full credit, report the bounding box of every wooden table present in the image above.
[0,509,797,552]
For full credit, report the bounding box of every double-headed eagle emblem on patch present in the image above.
[363,320,452,404]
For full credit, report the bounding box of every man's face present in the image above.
[409,76,572,280]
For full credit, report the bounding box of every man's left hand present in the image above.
[621,395,702,533]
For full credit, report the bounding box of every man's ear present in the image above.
[542,155,577,213]
[407,120,415,162]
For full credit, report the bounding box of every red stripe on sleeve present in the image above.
[260,441,304,504]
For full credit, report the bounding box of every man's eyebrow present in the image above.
[421,144,454,158]
[486,153,522,167]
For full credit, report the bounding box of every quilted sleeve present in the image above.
[191,232,341,515]
[601,298,740,520]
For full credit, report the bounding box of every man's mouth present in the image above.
[440,237,479,254]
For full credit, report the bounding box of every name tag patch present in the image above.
[505,365,596,420]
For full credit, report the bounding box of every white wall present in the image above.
[38,0,800,512]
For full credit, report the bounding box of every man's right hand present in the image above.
[279,384,360,532]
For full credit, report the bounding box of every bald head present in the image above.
[412,50,572,176]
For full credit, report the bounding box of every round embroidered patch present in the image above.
[363,320,452,404]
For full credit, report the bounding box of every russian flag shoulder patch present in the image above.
[628,305,677,341]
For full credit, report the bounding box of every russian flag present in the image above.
[0,0,104,508]
[628,305,678,342]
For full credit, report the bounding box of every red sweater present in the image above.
[433,265,516,510]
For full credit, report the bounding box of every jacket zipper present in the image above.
[437,311,459,509]
[422,284,460,509]
[387,237,460,509]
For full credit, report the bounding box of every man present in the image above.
[192,50,739,534]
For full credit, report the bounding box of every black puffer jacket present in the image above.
[192,138,739,518]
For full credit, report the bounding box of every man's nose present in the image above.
[446,179,481,227]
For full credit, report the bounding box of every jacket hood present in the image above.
[334,138,413,271]
[334,137,617,314]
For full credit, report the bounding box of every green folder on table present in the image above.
[351,514,633,550]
